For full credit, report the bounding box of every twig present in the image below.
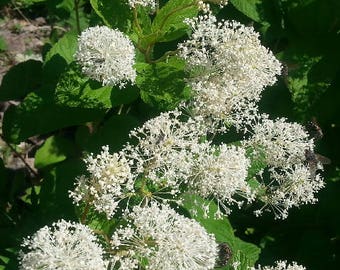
[10,0,31,24]
[74,0,81,34]
[80,202,90,224]
[0,134,39,178]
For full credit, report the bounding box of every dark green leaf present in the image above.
[230,0,262,22]
[76,115,139,153]
[44,32,78,65]
[47,0,75,18]
[0,60,42,101]
[42,32,78,89]
[0,158,9,203]
[2,92,105,143]
[38,159,82,221]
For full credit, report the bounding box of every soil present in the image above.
[0,11,51,81]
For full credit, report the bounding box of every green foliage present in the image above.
[55,63,139,109]
[90,0,132,31]
[1,1,339,269]
[152,0,198,42]
[0,60,43,101]
[136,57,191,110]
[2,91,106,143]
[229,0,262,22]
[182,194,261,269]
[44,31,77,65]
[75,115,140,153]
[34,135,76,168]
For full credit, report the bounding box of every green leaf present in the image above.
[135,57,191,110]
[230,0,262,22]
[44,32,78,65]
[76,115,139,153]
[20,186,41,205]
[38,159,82,221]
[152,0,198,42]
[90,0,132,31]
[42,32,78,88]
[0,60,43,101]
[2,92,105,143]
[56,0,74,14]
[136,6,152,35]
[182,194,261,268]
[55,63,139,109]
[34,135,76,169]
[281,48,330,118]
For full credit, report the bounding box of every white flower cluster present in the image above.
[75,26,136,88]
[247,117,313,168]
[110,203,218,270]
[252,261,307,270]
[19,220,107,270]
[19,3,326,270]
[70,110,253,217]
[188,143,253,214]
[69,145,135,218]
[246,116,324,219]
[125,110,206,191]
[127,0,157,10]
[260,164,325,219]
[178,14,281,125]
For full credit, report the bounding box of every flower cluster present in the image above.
[188,143,253,215]
[75,26,136,88]
[178,13,281,126]
[19,220,107,270]
[110,203,218,270]
[256,164,325,219]
[252,261,307,270]
[247,117,313,168]
[70,109,256,217]
[124,110,206,192]
[69,146,135,218]
[21,3,326,270]
[245,116,324,219]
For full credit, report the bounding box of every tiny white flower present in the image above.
[75,26,136,88]
[19,220,107,270]
[252,260,307,270]
[110,203,218,270]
